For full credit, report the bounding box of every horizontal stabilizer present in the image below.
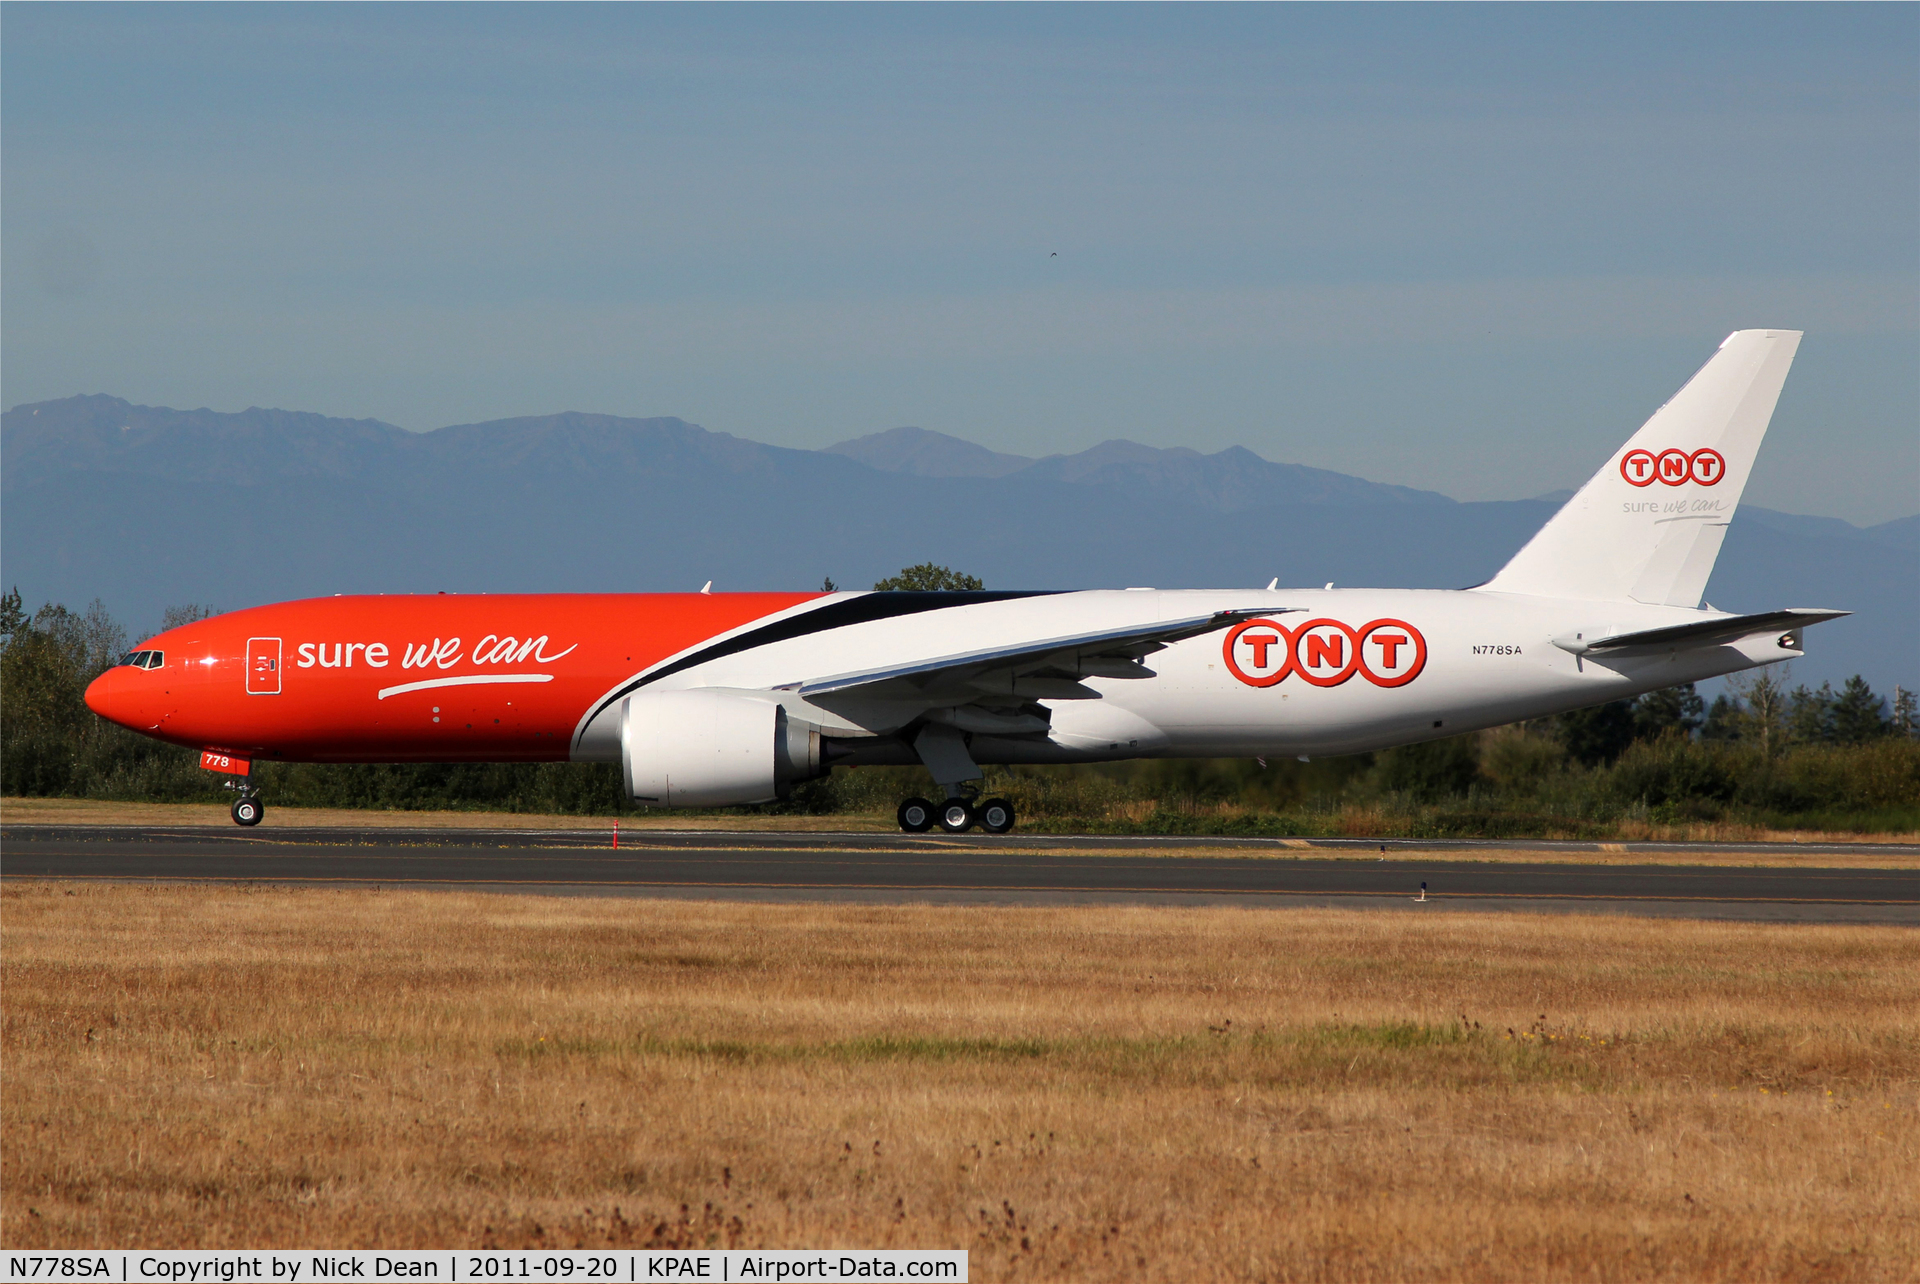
[1552,607,1849,656]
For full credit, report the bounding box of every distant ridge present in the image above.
[829,426,1451,511]
[11,396,1452,513]
[3,393,1911,691]
[826,427,1032,479]
[1010,440,1449,511]
[0,393,415,484]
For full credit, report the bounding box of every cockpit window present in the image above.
[118,650,164,669]
[142,651,164,669]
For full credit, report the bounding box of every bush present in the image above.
[1602,736,1742,812]
[1477,726,1567,790]
[1752,739,1920,813]
[1372,735,1481,803]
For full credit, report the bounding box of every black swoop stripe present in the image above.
[588,591,1057,723]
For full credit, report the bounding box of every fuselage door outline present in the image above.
[246,637,283,695]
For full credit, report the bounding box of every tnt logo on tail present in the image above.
[1621,447,1725,487]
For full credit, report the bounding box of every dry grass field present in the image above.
[3,886,1916,1281]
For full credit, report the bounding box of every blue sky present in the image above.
[5,4,1915,521]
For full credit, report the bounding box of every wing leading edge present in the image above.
[791,608,1284,702]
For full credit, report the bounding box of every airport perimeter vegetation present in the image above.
[6,739,1919,843]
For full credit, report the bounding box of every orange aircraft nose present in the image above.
[84,668,120,722]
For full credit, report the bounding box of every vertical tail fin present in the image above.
[1479,329,1801,606]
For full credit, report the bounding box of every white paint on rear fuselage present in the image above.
[1096,588,1781,759]
[572,586,1794,765]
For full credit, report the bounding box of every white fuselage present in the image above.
[576,587,1787,765]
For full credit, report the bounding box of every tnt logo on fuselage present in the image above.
[1620,447,1724,487]
[1224,618,1426,689]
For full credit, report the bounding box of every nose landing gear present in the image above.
[227,781,265,826]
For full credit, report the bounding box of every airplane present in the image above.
[86,329,1846,830]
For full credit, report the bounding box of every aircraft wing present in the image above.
[1554,607,1850,657]
[793,608,1285,702]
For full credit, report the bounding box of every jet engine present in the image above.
[620,689,823,807]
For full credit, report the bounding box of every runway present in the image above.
[4,824,1916,921]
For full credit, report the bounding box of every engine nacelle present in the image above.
[620,689,822,808]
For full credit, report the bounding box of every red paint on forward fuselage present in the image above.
[83,593,817,763]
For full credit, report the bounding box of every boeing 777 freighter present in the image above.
[87,330,1844,830]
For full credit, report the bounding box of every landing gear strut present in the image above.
[227,781,265,827]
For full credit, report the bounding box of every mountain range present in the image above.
[4,395,1912,692]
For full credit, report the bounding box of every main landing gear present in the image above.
[227,781,265,827]
[896,793,1015,835]
[896,722,1016,834]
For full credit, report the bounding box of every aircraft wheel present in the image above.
[231,796,265,827]
[936,799,976,833]
[976,797,1015,834]
[897,797,936,833]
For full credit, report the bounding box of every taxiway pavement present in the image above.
[3,825,1915,922]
